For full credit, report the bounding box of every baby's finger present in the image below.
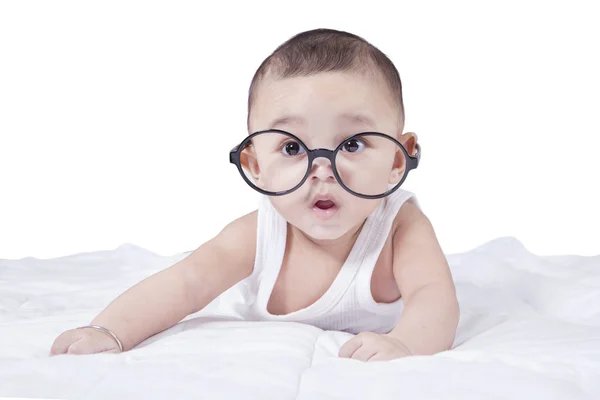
[366,352,392,362]
[66,337,88,354]
[50,330,81,355]
[350,345,378,362]
[69,338,119,355]
[338,336,362,358]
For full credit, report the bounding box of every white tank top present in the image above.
[225,187,418,334]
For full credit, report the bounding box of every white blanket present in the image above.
[1,237,599,399]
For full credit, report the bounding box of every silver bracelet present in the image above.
[77,325,124,352]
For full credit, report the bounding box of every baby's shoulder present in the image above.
[209,210,259,263]
[218,210,258,243]
[391,196,428,239]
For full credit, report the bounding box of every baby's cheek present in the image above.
[353,196,382,215]
[269,195,301,219]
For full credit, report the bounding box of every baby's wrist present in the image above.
[78,324,124,352]
[385,333,413,355]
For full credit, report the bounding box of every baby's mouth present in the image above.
[314,200,335,210]
[311,198,339,220]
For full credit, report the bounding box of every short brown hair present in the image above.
[247,28,405,129]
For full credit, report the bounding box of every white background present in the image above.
[0,1,598,259]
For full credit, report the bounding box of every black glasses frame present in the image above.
[229,129,421,199]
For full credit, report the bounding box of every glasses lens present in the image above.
[239,131,309,194]
[335,134,407,197]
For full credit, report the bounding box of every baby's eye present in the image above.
[281,141,305,156]
[341,138,366,153]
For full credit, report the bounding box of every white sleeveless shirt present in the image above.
[204,188,418,334]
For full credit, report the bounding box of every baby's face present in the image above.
[248,71,405,241]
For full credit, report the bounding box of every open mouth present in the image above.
[311,197,339,221]
[314,200,335,210]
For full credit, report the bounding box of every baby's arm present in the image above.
[51,211,257,355]
[386,202,459,355]
[339,202,459,361]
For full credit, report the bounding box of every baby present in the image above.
[51,28,459,362]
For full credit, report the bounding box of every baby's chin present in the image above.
[296,219,353,241]
[302,227,346,241]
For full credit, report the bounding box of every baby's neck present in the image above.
[288,220,365,263]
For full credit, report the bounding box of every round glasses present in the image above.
[229,129,420,199]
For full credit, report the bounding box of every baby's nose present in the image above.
[310,158,335,182]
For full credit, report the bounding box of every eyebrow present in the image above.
[269,115,305,129]
[338,112,377,128]
[268,112,377,130]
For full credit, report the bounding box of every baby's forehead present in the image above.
[250,72,401,134]
[266,113,379,137]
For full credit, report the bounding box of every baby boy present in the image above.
[51,28,459,362]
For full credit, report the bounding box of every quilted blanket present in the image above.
[1,237,599,399]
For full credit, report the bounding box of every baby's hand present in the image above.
[338,332,412,362]
[50,328,121,356]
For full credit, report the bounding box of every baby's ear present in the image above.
[400,132,419,156]
[240,148,260,179]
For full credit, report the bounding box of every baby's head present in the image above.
[236,29,419,241]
